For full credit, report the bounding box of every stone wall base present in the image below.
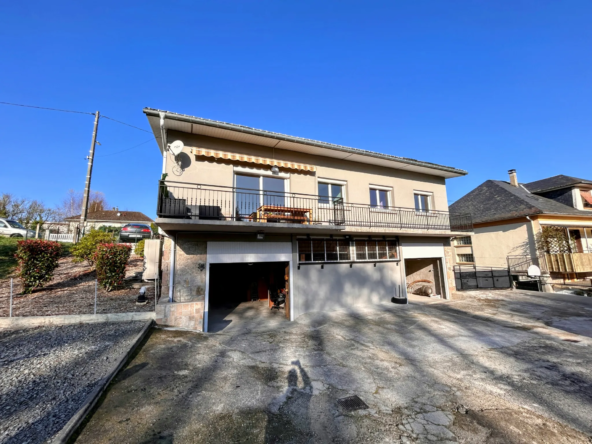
[156,300,204,331]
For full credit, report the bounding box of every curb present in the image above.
[0,312,155,330]
[51,319,154,444]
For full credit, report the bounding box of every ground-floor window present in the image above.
[298,238,398,263]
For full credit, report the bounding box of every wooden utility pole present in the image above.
[79,111,100,239]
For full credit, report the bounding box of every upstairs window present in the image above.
[318,180,345,205]
[370,188,391,209]
[414,192,432,212]
[454,236,472,245]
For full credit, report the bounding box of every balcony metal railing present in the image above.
[157,181,473,232]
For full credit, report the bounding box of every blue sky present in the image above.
[1,1,590,218]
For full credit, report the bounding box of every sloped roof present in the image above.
[143,107,468,179]
[524,174,592,193]
[449,180,592,225]
[65,211,153,223]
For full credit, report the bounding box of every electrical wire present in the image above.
[0,101,95,115]
[101,115,152,133]
[95,138,156,157]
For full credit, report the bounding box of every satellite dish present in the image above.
[527,265,541,277]
[169,140,184,157]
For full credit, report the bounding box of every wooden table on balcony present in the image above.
[251,205,312,224]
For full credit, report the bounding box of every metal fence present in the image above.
[157,181,473,232]
[454,265,512,290]
[0,266,160,318]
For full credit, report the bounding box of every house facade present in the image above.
[64,210,153,232]
[450,170,592,285]
[145,108,472,331]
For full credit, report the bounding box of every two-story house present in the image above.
[450,170,592,285]
[145,108,472,331]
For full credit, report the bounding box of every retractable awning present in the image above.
[190,147,316,172]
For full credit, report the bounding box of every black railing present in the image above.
[157,181,473,232]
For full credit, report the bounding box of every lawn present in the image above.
[0,237,73,279]
[0,237,19,279]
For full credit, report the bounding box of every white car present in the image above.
[0,218,36,238]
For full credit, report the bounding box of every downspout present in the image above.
[168,234,176,302]
[160,112,168,174]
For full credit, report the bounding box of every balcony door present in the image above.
[235,174,286,219]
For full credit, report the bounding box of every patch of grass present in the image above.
[0,237,19,279]
[0,238,73,279]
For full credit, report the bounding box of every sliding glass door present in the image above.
[235,174,286,219]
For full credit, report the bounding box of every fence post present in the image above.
[9,278,13,318]
[94,280,97,315]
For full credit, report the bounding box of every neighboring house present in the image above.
[145,108,473,331]
[450,170,592,283]
[64,210,153,232]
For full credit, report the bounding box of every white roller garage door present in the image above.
[207,241,292,264]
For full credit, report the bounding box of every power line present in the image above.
[0,101,94,115]
[95,138,156,157]
[101,115,152,133]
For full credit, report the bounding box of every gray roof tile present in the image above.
[449,180,592,225]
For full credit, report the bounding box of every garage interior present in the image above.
[404,258,444,298]
[208,261,290,332]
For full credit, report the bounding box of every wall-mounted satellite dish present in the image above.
[169,140,184,157]
[527,265,541,277]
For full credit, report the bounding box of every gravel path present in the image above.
[0,321,148,444]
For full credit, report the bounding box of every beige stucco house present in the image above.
[145,108,473,331]
[450,170,592,285]
[64,210,153,232]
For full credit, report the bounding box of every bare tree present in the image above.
[55,190,109,220]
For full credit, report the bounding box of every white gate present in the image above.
[48,233,75,243]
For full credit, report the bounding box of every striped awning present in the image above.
[190,147,316,172]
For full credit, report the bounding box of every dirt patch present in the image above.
[0,256,156,317]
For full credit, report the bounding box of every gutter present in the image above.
[144,108,467,177]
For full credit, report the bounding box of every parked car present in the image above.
[119,223,152,242]
[0,218,36,238]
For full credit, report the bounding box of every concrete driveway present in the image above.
[76,290,592,443]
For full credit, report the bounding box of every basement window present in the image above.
[298,239,398,263]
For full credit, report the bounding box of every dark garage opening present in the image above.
[208,261,290,332]
[404,258,444,298]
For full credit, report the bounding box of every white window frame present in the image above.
[233,168,290,218]
[414,191,433,213]
[318,178,346,207]
[297,238,399,263]
[369,185,393,211]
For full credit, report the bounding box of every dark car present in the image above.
[119,223,152,242]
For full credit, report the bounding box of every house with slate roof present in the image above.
[450,170,592,283]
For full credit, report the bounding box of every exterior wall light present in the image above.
[256,232,265,240]
[271,165,280,175]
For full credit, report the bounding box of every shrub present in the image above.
[71,229,114,265]
[134,239,145,257]
[98,225,121,237]
[15,240,62,294]
[94,243,131,291]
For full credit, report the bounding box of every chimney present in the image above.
[508,169,518,187]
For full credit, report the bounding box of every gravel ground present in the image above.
[0,256,156,317]
[0,321,148,444]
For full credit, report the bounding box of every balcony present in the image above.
[156,181,473,233]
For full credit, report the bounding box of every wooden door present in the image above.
[284,264,290,320]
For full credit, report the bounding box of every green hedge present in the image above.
[71,229,115,266]
[134,239,145,257]
[94,243,131,291]
[15,240,62,294]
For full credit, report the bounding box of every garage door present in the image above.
[207,242,292,264]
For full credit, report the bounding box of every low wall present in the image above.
[156,300,204,331]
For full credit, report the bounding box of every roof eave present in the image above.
[143,107,468,178]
